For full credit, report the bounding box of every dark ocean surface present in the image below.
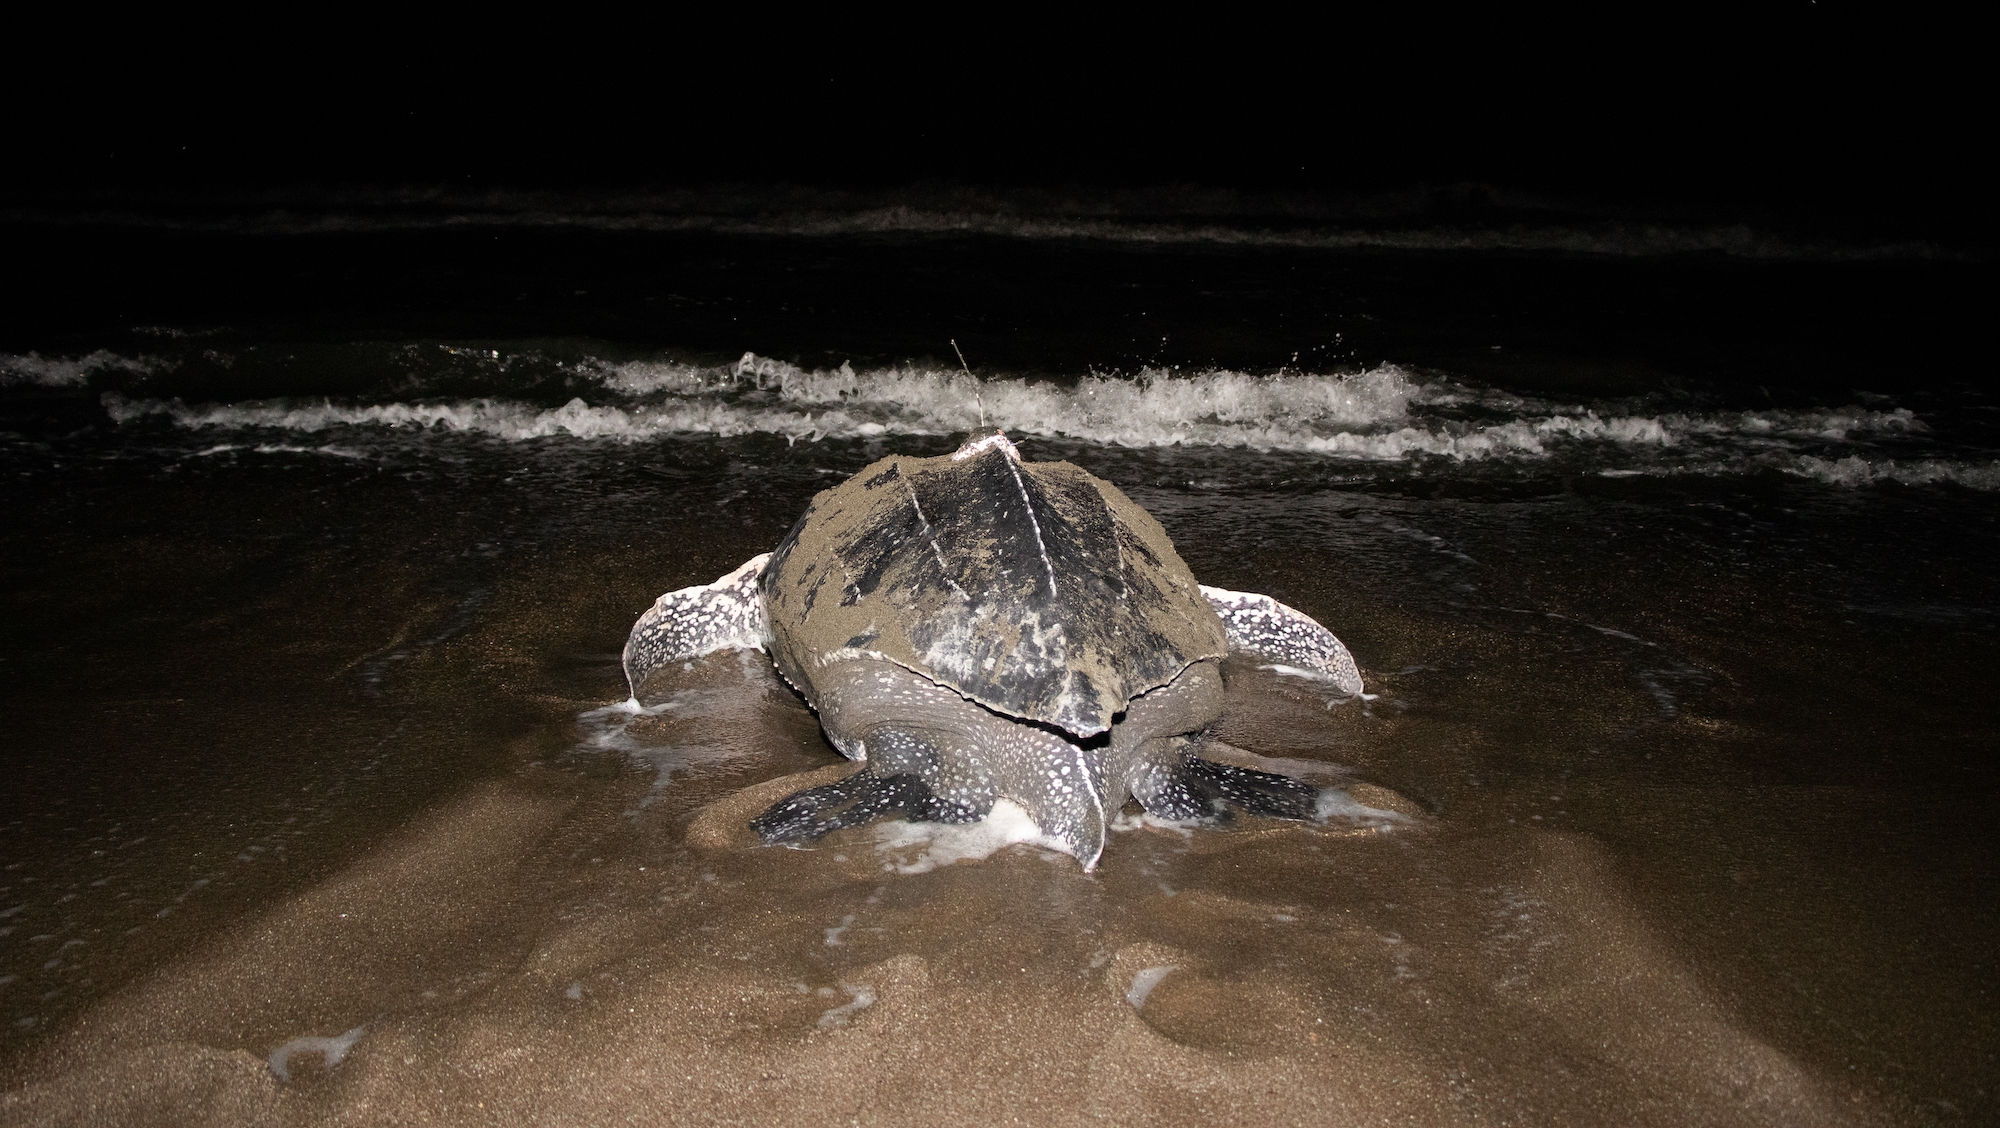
[1,202,1994,1125]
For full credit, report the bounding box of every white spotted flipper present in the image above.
[622,554,773,696]
[1199,586,1363,695]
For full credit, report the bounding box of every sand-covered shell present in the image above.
[760,434,1227,736]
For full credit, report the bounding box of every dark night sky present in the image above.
[3,9,1987,237]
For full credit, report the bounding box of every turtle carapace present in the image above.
[622,433,1364,869]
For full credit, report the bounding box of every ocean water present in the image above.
[1,208,1995,1125]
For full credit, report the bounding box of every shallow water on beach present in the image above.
[1,222,1995,1125]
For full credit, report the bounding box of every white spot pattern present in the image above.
[622,554,772,695]
[1200,585,1363,694]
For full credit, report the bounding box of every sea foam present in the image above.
[816,984,876,1029]
[1787,455,2000,490]
[1126,966,1177,1009]
[267,1024,366,1083]
[83,350,1996,488]
[872,799,1069,873]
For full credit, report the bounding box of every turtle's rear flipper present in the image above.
[1131,752,1319,822]
[1199,585,1363,695]
[751,770,981,844]
[623,553,772,696]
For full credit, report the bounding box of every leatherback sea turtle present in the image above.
[623,433,1363,870]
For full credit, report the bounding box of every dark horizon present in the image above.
[5,9,1987,241]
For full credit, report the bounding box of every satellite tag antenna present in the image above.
[952,339,986,429]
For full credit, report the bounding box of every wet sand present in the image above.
[0,771,1920,1125]
[5,488,1993,1127]
[0,776,1880,1126]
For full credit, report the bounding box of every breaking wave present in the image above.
[82,349,1990,488]
[103,356,1425,449]
[1786,455,2000,490]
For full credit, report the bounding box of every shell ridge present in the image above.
[1002,451,1063,599]
[903,476,971,603]
[765,442,1228,738]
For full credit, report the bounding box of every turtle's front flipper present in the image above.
[1200,586,1363,695]
[623,554,773,697]
[750,770,983,843]
[1130,747,1320,822]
